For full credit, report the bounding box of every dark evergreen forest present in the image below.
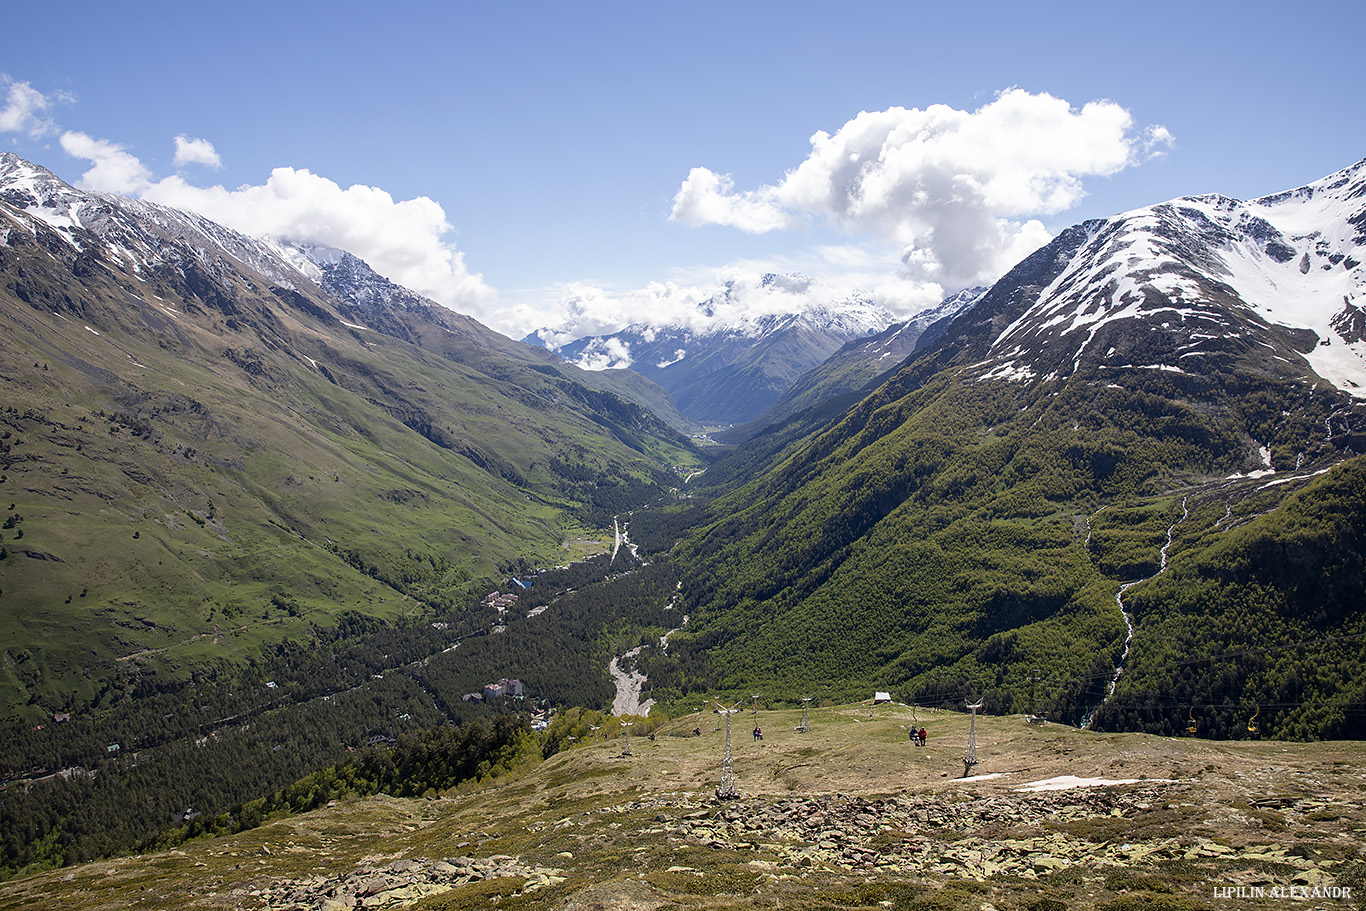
[0,547,682,879]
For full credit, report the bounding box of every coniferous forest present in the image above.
[0,551,681,877]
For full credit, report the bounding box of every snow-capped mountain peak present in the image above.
[0,156,444,326]
[1,152,312,290]
[977,158,1366,395]
[526,274,899,424]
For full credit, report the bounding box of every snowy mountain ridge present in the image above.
[533,276,895,369]
[0,152,303,289]
[978,157,1366,395]
[0,152,445,334]
[734,286,988,435]
[529,276,899,424]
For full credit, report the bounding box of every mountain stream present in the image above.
[1080,496,1188,729]
[612,514,639,562]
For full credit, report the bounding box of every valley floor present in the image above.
[1,703,1362,911]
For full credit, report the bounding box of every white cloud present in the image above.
[526,281,702,348]
[0,76,69,138]
[142,168,495,312]
[54,131,496,313]
[60,131,154,194]
[1142,125,1175,159]
[529,258,932,350]
[670,89,1173,290]
[173,135,222,169]
[574,336,635,371]
[671,168,795,233]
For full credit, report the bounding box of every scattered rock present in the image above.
[247,855,565,910]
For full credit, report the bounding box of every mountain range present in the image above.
[733,286,987,437]
[525,278,895,426]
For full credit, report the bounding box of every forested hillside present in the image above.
[0,549,683,876]
[1104,458,1366,740]
[650,366,1365,739]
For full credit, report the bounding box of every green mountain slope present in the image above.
[1107,458,1366,739]
[0,156,703,721]
[649,175,1366,739]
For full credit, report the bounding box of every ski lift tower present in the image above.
[750,693,762,716]
[715,702,742,799]
[963,698,985,777]
[620,720,635,757]
[796,696,812,733]
[589,724,601,743]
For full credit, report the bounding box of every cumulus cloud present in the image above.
[670,89,1173,290]
[526,281,701,349]
[574,337,635,370]
[1,76,70,138]
[527,260,919,355]
[60,131,154,194]
[672,168,795,233]
[142,168,494,310]
[173,135,222,169]
[55,133,496,313]
[1142,125,1175,158]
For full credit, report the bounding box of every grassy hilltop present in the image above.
[1,701,1362,911]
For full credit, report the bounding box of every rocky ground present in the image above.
[607,648,654,717]
[1,703,1362,911]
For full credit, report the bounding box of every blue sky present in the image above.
[3,0,1364,341]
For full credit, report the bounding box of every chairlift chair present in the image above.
[1247,705,1260,736]
[1186,707,1198,735]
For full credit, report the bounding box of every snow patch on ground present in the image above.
[1015,775,1175,792]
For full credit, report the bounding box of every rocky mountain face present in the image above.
[932,158,1366,397]
[667,159,1366,739]
[271,238,698,432]
[740,286,987,435]
[0,153,700,716]
[527,279,895,426]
